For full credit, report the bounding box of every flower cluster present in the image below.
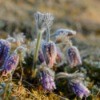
[0,11,90,99]
[0,34,26,76]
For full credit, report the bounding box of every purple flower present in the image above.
[66,46,82,67]
[40,71,56,91]
[42,41,57,68]
[2,52,19,76]
[0,39,11,65]
[70,81,90,99]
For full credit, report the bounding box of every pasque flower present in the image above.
[56,72,90,99]
[39,68,56,91]
[66,46,82,67]
[42,41,57,68]
[69,81,90,99]
[0,39,11,65]
[34,12,54,30]
[2,51,19,76]
[1,46,26,76]
[0,37,16,65]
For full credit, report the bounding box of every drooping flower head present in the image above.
[51,29,76,43]
[56,72,90,99]
[0,39,11,64]
[51,29,76,38]
[2,51,19,76]
[0,37,16,66]
[66,46,82,67]
[39,67,56,91]
[69,81,90,99]
[42,41,57,68]
[1,46,27,76]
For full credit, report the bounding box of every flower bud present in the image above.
[40,70,56,91]
[42,41,57,68]
[66,46,82,67]
[70,81,90,99]
[2,52,19,76]
[0,39,11,66]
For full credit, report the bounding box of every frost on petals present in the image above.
[42,41,57,68]
[2,52,19,76]
[66,46,82,67]
[70,81,90,99]
[40,70,56,91]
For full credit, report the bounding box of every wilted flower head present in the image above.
[34,12,54,30]
[66,46,82,67]
[2,51,19,76]
[56,72,90,98]
[0,39,11,65]
[1,46,27,76]
[42,41,57,68]
[51,29,76,38]
[69,81,90,99]
[39,67,56,91]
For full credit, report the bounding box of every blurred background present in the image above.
[0,0,100,57]
[0,0,100,35]
[0,0,100,99]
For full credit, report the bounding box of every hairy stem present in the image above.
[33,30,43,69]
[46,27,50,42]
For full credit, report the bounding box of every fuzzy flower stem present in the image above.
[46,27,50,42]
[56,72,84,81]
[33,30,43,69]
